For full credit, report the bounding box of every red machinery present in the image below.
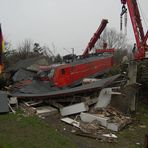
[36,19,114,88]
[120,0,148,60]
[83,19,108,55]
[83,19,115,56]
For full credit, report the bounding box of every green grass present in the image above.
[0,112,77,148]
[116,102,148,148]
[0,102,147,148]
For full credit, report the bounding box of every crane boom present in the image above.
[82,19,108,56]
[121,0,148,60]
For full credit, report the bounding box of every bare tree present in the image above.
[95,28,133,64]
[96,28,129,50]
[16,39,34,59]
[5,39,42,67]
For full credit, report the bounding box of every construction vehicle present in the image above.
[120,0,148,60]
[36,19,115,88]
[10,0,148,97]
[120,0,148,111]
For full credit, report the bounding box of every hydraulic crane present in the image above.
[82,19,109,56]
[120,0,148,60]
[82,19,115,57]
[120,0,148,111]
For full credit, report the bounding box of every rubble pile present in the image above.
[93,106,132,131]
[61,106,132,142]
[0,74,136,143]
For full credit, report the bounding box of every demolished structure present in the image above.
[0,0,147,146]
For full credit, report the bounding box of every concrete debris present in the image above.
[80,112,109,127]
[60,106,131,142]
[94,87,121,109]
[8,97,18,114]
[36,106,58,117]
[80,119,107,134]
[19,101,58,117]
[61,117,80,128]
[9,97,18,109]
[61,116,118,142]
[102,133,117,139]
[80,107,131,132]
[60,102,89,116]
[0,69,135,143]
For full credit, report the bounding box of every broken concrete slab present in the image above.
[0,91,9,113]
[107,123,119,132]
[94,87,121,109]
[80,112,109,127]
[60,102,89,116]
[36,106,58,117]
[9,97,18,109]
[61,117,80,128]
[102,133,117,139]
[80,107,132,132]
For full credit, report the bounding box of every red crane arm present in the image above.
[121,0,148,59]
[82,19,108,56]
[126,0,144,48]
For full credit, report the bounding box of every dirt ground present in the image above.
[44,102,148,148]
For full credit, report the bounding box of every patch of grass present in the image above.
[116,102,148,148]
[0,102,147,148]
[0,113,77,148]
[136,102,148,124]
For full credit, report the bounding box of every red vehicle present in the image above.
[36,19,114,88]
[37,54,113,88]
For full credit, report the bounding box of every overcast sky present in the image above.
[0,0,147,55]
